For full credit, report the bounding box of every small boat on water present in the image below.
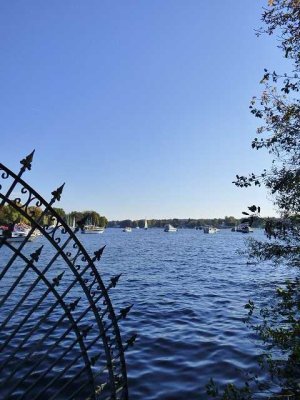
[236,223,254,233]
[203,226,218,234]
[144,218,148,230]
[164,224,177,232]
[0,230,29,243]
[81,225,105,234]
[123,227,132,232]
[0,223,37,242]
[14,223,39,239]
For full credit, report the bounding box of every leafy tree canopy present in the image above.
[209,1,300,398]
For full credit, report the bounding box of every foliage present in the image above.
[107,217,252,229]
[52,207,66,220]
[206,379,252,400]
[208,1,300,398]
[0,205,26,225]
[0,205,44,225]
[68,210,108,227]
[119,219,133,229]
[244,278,300,395]
[0,204,108,228]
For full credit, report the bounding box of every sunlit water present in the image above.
[82,228,291,399]
[0,228,294,399]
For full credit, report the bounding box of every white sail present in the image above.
[144,218,148,230]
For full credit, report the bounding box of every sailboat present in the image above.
[72,217,76,231]
[164,224,177,232]
[144,218,148,230]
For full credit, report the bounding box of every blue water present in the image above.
[0,228,292,399]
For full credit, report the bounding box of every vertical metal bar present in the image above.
[0,246,43,310]
[0,233,75,328]
[0,197,118,396]
[1,245,96,400]
[0,194,56,279]
[1,246,105,369]
[0,158,129,399]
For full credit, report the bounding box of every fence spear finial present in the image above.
[30,245,44,262]
[20,150,35,172]
[93,245,106,261]
[51,183,65,202]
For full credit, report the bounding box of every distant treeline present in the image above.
[108,216,266,229]
[0,205,108,227]
[0,205,270,229]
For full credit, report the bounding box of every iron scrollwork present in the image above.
[0,152,136,399]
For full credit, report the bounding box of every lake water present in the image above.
[81,228,287,399]
[0,228,292,399]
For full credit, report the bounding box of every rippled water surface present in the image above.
[0,228,292,399]
[83,228,289,399]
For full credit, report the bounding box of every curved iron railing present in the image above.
[0,152,136,399]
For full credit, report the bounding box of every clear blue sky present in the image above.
[0,1,286,219]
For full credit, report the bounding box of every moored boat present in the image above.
[0,230,29,243]
[164,224,177,232]
[13,223,38,240]
[231,224,237,232]
[203,226,218,234]
[0,223,37,242]
[81,225,105,234]
[123,227,132,232]
[236,223,254,233]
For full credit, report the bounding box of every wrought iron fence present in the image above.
[0,151,135,399]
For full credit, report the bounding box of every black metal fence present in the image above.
[0,152,135,399]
